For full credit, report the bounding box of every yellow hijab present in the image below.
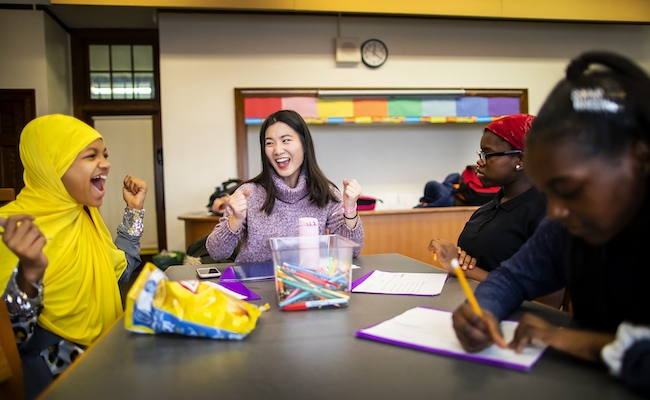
[0,114,127,346]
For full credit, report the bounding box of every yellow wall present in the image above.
[502,0,650,22]
[50,0,650,23]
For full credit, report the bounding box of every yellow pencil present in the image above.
[451,259,507,347]
[451,258,483,317]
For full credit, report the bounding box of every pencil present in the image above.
[451,258,483,317]
[452,259,507,348]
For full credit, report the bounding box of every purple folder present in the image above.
[351,270,374,290]
[213,269,261,300]
[219,266,238,282]
[219,281,261,301]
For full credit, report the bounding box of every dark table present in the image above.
[40,254,643,399]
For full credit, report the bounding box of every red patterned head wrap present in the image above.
[484,114,535,151]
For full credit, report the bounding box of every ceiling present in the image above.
[47,4,159,29]
[27,2,650,30]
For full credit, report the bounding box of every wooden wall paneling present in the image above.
[358,207,476,265]
[178,207,476,261]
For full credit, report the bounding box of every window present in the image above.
[71,29,165,250]
[89,44,155,100]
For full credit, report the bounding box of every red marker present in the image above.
[292,270,340,288]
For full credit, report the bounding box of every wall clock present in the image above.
[361,39,388,68]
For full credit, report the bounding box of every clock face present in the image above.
[361,39,388,68]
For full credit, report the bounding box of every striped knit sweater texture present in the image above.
[206,170,364,263]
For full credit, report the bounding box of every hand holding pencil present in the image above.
[428,239,458,271]
[429,239,478,273]
[450,259,507,352]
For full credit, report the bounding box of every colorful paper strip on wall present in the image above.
[244,96,521,124]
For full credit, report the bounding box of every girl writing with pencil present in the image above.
[0,114,148,398]
[206,110,364,263]
[452,52,650,397]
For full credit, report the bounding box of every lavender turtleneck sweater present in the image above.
[205,170,364,263]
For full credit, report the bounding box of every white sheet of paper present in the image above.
[357,307,546,371]
[352,270,448,296]
[204,281,247,300]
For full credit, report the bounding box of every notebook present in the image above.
[356,307,547,371]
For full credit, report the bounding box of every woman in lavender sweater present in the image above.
[206,110,364,263]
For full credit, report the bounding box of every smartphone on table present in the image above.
[196,264,222,279]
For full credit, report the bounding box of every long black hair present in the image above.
[250,110,338,215]
[527,51,650,160]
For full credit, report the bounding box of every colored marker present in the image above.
[278,276,338,299]
[331,259,339,275]
[293,270,332,286]
[283,263,347,283]
[281,298,348,311]
[278,290,312,307]
[282,287,301,302]
[318,287,350,299]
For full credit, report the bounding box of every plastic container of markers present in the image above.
[267,235,359,311]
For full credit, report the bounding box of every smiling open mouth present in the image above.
[91,175,107,191]
[276,157,290,169]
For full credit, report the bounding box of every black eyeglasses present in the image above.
[477,150,522,164]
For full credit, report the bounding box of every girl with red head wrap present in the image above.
[428,114,549,290]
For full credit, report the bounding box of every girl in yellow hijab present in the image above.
[0,114,147,398]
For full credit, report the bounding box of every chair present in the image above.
[0,187,23,398]
[0,188,15,207]
[0,301,24,400]
[534,288,567,310]
[562,289,573,315]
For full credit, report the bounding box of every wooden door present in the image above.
[0,89,35,193]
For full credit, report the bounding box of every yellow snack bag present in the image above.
[125,263,264,339]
